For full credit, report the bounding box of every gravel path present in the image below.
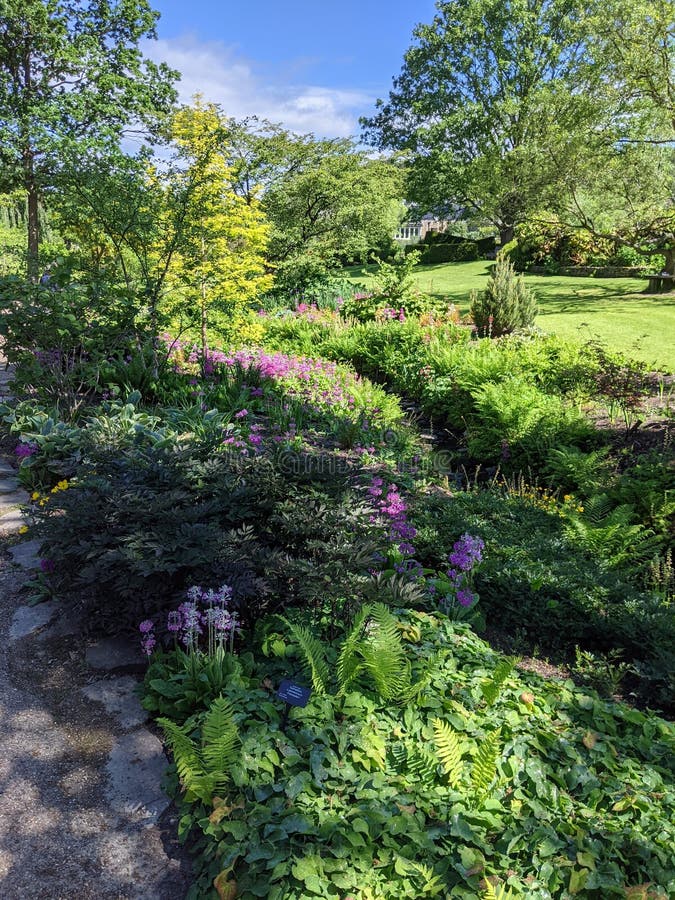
[0,361,191,899]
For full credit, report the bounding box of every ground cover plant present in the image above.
[141,610,675,900]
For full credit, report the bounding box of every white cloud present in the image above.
[144,36,373,138]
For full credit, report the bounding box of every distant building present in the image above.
[394,214,449,243]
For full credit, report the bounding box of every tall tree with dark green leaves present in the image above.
[0,0,178,278]
[361,0,592,245]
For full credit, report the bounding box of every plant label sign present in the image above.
[277,679,311,708]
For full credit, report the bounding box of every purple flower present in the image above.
[39,558,56,574]
[15,442,37,458]
[235,409,248,418]
[139,620,154,634]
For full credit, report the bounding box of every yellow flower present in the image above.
[56,479,69,491]
[31,491,40,501]
[18,525,29,534]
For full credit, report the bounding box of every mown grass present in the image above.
[344,260,675,371]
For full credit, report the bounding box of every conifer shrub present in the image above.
[470,255,538,336]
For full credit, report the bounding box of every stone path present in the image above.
[0,358,190,899]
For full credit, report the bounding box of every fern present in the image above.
[158,716,206,797]
[276,616,329,694]
[432,718,464,787]
[158,697,240,804]
[337,605,370,695]
[471,728,501,798]
[336,603,410,701]
[201,698,240,793]
[483,882,516,900]
[359,604,410,700]
[406,745,438,785]
[481,657,518,706]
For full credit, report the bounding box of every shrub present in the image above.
[465,377,595,468]
[423,241,480,264]
[29,447,390,635]
[469,256,538,336]
[341,252,433,322]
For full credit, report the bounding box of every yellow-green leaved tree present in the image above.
[170,99,272,360]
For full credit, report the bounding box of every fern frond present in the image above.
[201,698,240,790]
[483,882,515,900]
[391,742,407,772]
[277,616,328,693]
[481,657,518,706]
[432,718,464,787]
[337,605,370,694]
[471,728,501,798]
[158,716,210,801]
[407,745,438,785]
[362,604,409,700]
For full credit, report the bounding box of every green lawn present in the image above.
[345,260,675,371]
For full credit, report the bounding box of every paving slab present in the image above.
[8,538,42,569]
[9,601,60,641]
[37,606,81,640]
[0,489,29,509]
[82,677,149,731]
[105,729,170,823]
[0,508,25,533]
[0,477,22,494]
[86,637,144,671]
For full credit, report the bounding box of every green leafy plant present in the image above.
[471,728,502,799]
[158,697,240,804]
[277,603,413,701]
[432,717,464,787]
[481,657,518,706]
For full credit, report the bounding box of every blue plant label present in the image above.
[278,679,311,707]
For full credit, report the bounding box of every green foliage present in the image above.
[470,728,501,799]
[142,648,246,722]
[145,613,675,899]
[362,0,594,240]
[0,0,177,271]
[413,487,675,708]
[470,257,538,337]
[431,717,463,787]
[466,377,594,468]
[481,657,518,706]
[158,697,239,804]
[278,604,413,702]
[337,604,410,701]
[261,135,403,291]
[423,241,480,264]
[275,617,329,694]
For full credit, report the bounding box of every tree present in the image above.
[544,0,675,271]
[0,0,177,277]
[168,101,271,358]
[261,140,403,289]
[361,0,593,245]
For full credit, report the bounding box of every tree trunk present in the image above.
[663,247,674,276]
[26,179,39,281]
[200,286,208,365]
[499,225,515,247]
[22,42,39,281]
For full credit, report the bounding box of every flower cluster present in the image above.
[368,477,421,576]
[15,442,37,459]
[378,307,407,323]
[139,584,240,657]
[30,479,70,508]
[439,533,485,612]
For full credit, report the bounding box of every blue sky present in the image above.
[144,0,438,138]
